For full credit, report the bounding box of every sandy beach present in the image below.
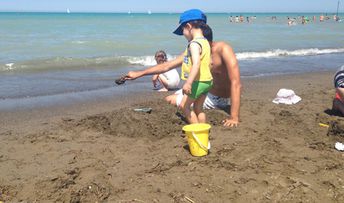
[1,71,344,202]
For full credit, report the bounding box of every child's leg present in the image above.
[194,94,207,123]
[180,95,198,124]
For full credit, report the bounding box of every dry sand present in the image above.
[1,71,344,202]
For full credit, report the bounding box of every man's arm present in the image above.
[125,54,184,80]
[221,43,242,127]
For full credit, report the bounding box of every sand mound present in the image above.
[61,100,185,139]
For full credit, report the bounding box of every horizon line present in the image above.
[0,11,342,14]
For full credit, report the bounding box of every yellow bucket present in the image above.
[182,123,211,157]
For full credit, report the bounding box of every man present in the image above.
[125,27,241,127]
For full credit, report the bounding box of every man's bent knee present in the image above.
[165,95,177,106]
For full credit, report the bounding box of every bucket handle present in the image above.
[191,132,211,151]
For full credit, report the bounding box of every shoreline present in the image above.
[0,70,334,133]
[2,70,344,202]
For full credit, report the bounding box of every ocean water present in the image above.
[0,12,343,109]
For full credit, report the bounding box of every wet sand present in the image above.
[1,71,344,202]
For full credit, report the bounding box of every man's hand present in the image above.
[182,82,192,95]
[222,116,239,127]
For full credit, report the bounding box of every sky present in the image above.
[0,0,342,13]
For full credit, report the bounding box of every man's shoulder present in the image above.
[213,41,234,55]
[213,41,232,51]
[214,41,231,47]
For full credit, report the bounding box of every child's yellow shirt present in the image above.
[181,37,212,82]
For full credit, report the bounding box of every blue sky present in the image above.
[0,0,342,13]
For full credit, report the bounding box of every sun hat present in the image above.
[272,88,302,105]
[173,9,207,35]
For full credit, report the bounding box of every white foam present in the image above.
[128,56,157,66]
[127,54,176,66]
[1,47,343,72]
[236,48,344,60]
[126,48,344,65]
[72,41,86,44]
[5,63,14,70]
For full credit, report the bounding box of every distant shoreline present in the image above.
[0,11,343,15]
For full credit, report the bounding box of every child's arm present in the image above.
[182,42,201,95]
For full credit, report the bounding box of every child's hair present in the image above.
[188,20,213,42]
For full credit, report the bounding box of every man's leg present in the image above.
[165,94,178,106]
[165,89,183,107]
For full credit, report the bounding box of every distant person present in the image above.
[313,16,316,22]
[333,65,344,115]
[334,15,340,21]
[336,16,340,22]
[125,22,242,127]
[240,15,244,23]
[229,16,233,23]
[301,16,306,24]
[320,14,324,22]
[287,17,296,26]
[151,50,180,92]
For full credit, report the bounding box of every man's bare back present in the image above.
[209,41,232,98]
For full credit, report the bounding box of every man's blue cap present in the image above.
[173,9,207,35]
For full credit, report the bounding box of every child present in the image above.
[173,9,213,124]
[152,50,180,91]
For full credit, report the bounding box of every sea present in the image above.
[0,12,343,110]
